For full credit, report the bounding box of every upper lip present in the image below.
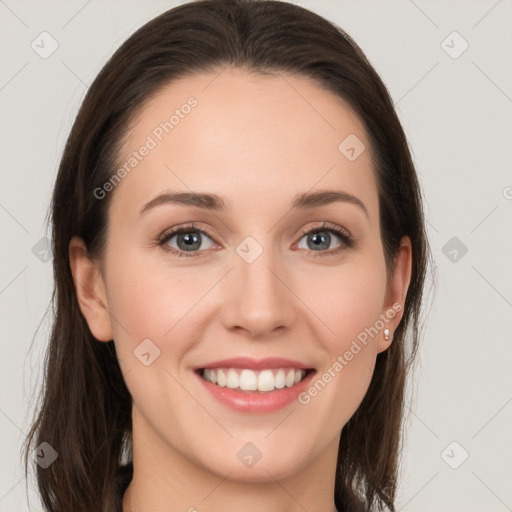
[194,357,315,371]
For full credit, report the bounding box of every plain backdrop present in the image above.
[1,1,511,511]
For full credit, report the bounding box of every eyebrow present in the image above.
[139,189,369,218]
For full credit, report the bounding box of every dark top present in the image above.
[114,462,133,512]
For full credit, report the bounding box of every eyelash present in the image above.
[157,222,354,258]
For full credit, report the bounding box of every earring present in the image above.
[383,328,391,341]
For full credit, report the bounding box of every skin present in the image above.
[69,68,411,512]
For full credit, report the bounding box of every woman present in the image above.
[23,0,431,510]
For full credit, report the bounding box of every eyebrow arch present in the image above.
[292,189,369,218]
[139,189,368,218]
[139,191,227,216]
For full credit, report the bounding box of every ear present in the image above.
[69,236,113,342]
[377,236,412,353]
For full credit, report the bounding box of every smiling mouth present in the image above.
[196,367,315,393]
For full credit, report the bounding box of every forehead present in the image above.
[111,67,378,220]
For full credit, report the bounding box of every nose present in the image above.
[219,246,296,338]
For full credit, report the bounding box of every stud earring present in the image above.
[383,328,391,341]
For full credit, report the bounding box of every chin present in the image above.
[192,440,309,483]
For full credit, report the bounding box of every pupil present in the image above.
[179,232,200,250]
[309,231,330,250]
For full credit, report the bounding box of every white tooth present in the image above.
[257,370,275,392]
[285,369,295,387]
[226,369,240,389]
[209,368,307,390]
[274,369,286,389]
[217,369,227,387]
[239,369,257,390]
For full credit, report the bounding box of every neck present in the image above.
[122,408,340,512]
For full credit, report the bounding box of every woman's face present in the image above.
[72,68,410,483]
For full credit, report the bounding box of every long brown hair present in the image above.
[23,1,432,510]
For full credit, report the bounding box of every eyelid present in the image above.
[293,221,354,256]
[158,222,216,245]
[296,221,352,240]
[157,220,354,257]
[158,222,219,258]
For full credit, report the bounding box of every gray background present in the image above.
[1,0,511,510]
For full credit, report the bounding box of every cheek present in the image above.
[104,251,206,416]
[105,248,203,339]
[104,245,232,394]
[296,264,386,432]
[297,255,388,347]
[294,253,387,410]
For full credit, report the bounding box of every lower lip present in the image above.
[195,370,316,414]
